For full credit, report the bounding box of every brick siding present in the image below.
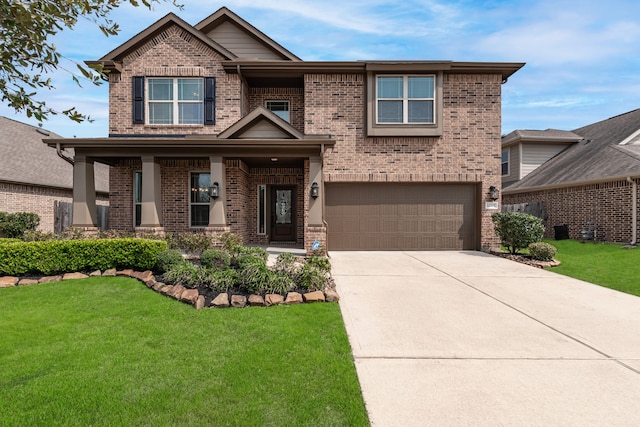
[0,182,108,232]
[503,179,639,243]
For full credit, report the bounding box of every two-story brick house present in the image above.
[46,7,523,253]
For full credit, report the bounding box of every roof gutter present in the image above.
[56,142,74,165]
[627,177,637,246]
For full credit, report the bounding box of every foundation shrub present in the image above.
[0,238,167,275]
[155,249,184,273]
[492,212,545,254]
[173,232,212,254]
[0,212,40,239]
[528,242,558,261]
[200,249,231,270]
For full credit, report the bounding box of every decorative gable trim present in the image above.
[217,107,304,140]
[194,7,300,61]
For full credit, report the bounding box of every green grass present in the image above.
[0,277,369,426]
[547,239,640,296]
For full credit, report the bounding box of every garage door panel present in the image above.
[326,183,477,250]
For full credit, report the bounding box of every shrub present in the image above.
[528,242,557,261]
[174,232,212,254]
[156,249,184,273]
[0,238,167,275]
[305,256,331,274]
[265,271,295,295]
[297,264,327,292]
[492,212,545,254]
[237,262,273,294]
[0,212,40,239]
[207,269,239,293]
[200,249,231,270]
[219,232,242,252]
[162,261,199,288]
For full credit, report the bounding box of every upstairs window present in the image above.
[501,149,510,176]
[148,78,203,125]
[266,100,290,122]
[133,76,215,125]
[377,75,435,124]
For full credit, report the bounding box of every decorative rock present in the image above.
[211,292,230,308]
[103,268,117,277]
[18,279,39,286]
[181,289,199,304]
[89,270,102,277]
[160,284,174,295]
[285,292,303,305]
[265,294,284,306]
[131,270,155,283]
[248,294,265,306]
[324,290,340,302]
[170,284,186,300]
[0,276,18,288]
[303,290,325,303]
[195,295,206,310]
[144,279,156,288]
[152,281,165,292]
[63,272,89,280]
[38,275,62,284]
[116,269,134,277]
[231,295,247,308]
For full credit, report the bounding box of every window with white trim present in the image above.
[501,149,510,176]
[257,184,266,235]
[190,172,210,227]
[376,75,435,124]
[134,171,142,227]
[147,78,204,125]
[266,100,290,122]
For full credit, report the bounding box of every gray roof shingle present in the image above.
[504,109,640,192]
[0,117,108,192]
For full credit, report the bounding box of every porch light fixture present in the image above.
[208,182,220,199]
[488,186,500,201]
[310,182,320,199]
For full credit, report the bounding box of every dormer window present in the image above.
[266,100,290,122]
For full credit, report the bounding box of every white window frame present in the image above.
[134,171,142,227]
[501,148,510,176]
[147,78,204,125]
[266,100,290,122]
[257,184,267,235]
[375,75,435,125]
[189,171,211,228]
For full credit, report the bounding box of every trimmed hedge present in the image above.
[0,238,168,275]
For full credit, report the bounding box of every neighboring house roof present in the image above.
[504,109,640,193]
[0,117,109,193]
[502,129,583,147]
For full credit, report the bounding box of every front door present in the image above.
[271,186,296,242]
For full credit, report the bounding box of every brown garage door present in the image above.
[325,183,478,250]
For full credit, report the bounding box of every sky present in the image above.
[2,0,640,138]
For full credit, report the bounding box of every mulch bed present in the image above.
[490,251,560,269]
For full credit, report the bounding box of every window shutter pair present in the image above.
[132,76,216,125]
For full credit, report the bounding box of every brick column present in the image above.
[72,155,97,228]
[139,156,163,228]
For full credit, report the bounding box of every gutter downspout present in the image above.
[627,177,637,246]
[56,142,74,165]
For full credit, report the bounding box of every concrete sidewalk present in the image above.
[331,251,640,426]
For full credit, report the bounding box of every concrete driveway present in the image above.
[331,251,640,426]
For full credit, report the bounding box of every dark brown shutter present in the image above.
[132,76,144,124]
[204,77,216,125]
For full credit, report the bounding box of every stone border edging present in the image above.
[0,269,340,309]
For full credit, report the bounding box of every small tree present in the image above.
[491,212,544,254]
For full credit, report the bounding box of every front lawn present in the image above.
[0,277,369,426]
[548,239,640,297]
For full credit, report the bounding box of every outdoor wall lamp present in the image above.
[310,182,320,199]
[208,182,220,199]
[488,185,500,201]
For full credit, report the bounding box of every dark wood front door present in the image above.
[271,186,296,242]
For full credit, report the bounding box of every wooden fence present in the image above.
[54,201,109,233]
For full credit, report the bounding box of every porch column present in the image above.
[309,156,323,226]
[209,156,227,226]
[140,156,163,227]
[72,155,97,227]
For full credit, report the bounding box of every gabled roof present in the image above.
[504,109,640,193]
[502,129,583,147]
[0,117,108,192]
[89,12,237,72]
[195,7,300,61]
[217,106,304,139]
